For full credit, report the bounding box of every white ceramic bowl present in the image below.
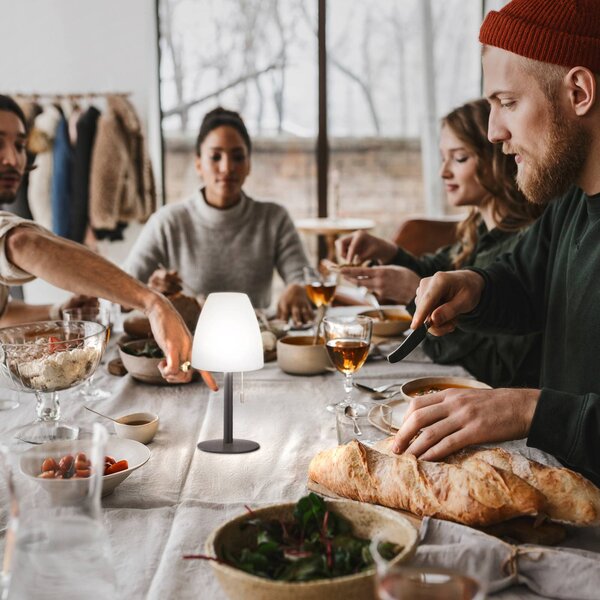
[205,499,418,600]
[276,335,333,375]
[400,376,492,402]
[20,437,151,499]
[113,412,159,444]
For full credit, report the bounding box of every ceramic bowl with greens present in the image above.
[201,493,417,600]
[118,338,165,384]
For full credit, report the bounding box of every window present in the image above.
[159,0,484,251]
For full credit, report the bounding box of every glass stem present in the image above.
[343,372,353,406]
[36,391,60,421]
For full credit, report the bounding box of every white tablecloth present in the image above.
[1,310,598,599]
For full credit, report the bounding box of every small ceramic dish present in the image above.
[276,335,332,375]
[205,499,418,600]
[400,376,492,402]
[114,412,159,444]
[358,307,412,337]
[20,437,151,498]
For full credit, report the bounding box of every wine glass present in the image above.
[63,307,111,401]
[370,536,486,600]
[303,265,338,339]
[323,315,372,413]
[0,320,108,444]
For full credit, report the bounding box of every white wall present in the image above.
[0,0,162,304]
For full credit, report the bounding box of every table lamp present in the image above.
[191,292,264,454]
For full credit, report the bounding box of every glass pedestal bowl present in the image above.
[0,320,108,444]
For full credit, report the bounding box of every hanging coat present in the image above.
[89,95,156,235]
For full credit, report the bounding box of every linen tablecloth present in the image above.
[1,315,598,599]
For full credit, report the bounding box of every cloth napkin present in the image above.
[412,518,600,599]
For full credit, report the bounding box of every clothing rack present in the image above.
[11,91,131,101]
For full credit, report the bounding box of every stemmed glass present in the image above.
[303,265,338,338]
[0,320,108,444]
[370,536,486,600]
[63,307,111,401]
[323,315,372,414]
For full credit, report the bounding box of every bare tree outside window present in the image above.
[158,0,482,246]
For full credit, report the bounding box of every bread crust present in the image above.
[308,441,545,526]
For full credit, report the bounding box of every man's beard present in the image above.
[0,189,17,204]
[515,107,591,205]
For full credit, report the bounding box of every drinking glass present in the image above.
[303,265,338,338]
[303,265,338,309]
[0,320,108,444]
[63,307,111,401]
[323,315,372,413]
[0,424,117,600]
[370,537,486,600]
[336,402,392,445]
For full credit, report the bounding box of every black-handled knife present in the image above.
[386,320,430,363]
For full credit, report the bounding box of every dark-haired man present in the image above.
[392,0,600,486]
[0,95,194,383]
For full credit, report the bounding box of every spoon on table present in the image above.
[84,405,119,424]
[344,405,362,435]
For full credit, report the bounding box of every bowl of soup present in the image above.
[276,335,333,375]
[358,307,412,337]
[400,376,491,402]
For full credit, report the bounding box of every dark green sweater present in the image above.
[393,223,542,388]
[462,187,600,486]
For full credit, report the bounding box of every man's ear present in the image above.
[565,66,596,116]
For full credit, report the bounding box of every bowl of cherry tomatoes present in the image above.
[20,437,151,498]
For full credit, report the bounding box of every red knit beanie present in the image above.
[479,0,600,74]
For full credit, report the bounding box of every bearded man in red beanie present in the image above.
[392,0,600,487]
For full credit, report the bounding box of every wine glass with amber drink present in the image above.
[304,265,338,341]
[323,315,372,414]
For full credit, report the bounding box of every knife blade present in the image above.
[386,320,430,363]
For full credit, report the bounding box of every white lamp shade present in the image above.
[191,292,264,372]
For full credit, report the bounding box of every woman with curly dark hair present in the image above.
[337,98,545,387]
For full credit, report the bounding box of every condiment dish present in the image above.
[114,412,159,444]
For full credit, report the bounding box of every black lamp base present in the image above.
[197,439,260,454]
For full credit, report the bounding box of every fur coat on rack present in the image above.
[89,95,156,232]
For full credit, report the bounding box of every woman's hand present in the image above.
[335,231,398,265]
[341,265,420,305]
[59,294,99,315]
[277,283,314,325]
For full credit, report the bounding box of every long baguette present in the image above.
[447,447,600,526]
[308,441,545,526]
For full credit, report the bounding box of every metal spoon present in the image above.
[84,405,120,424]
[344,405,362,435]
